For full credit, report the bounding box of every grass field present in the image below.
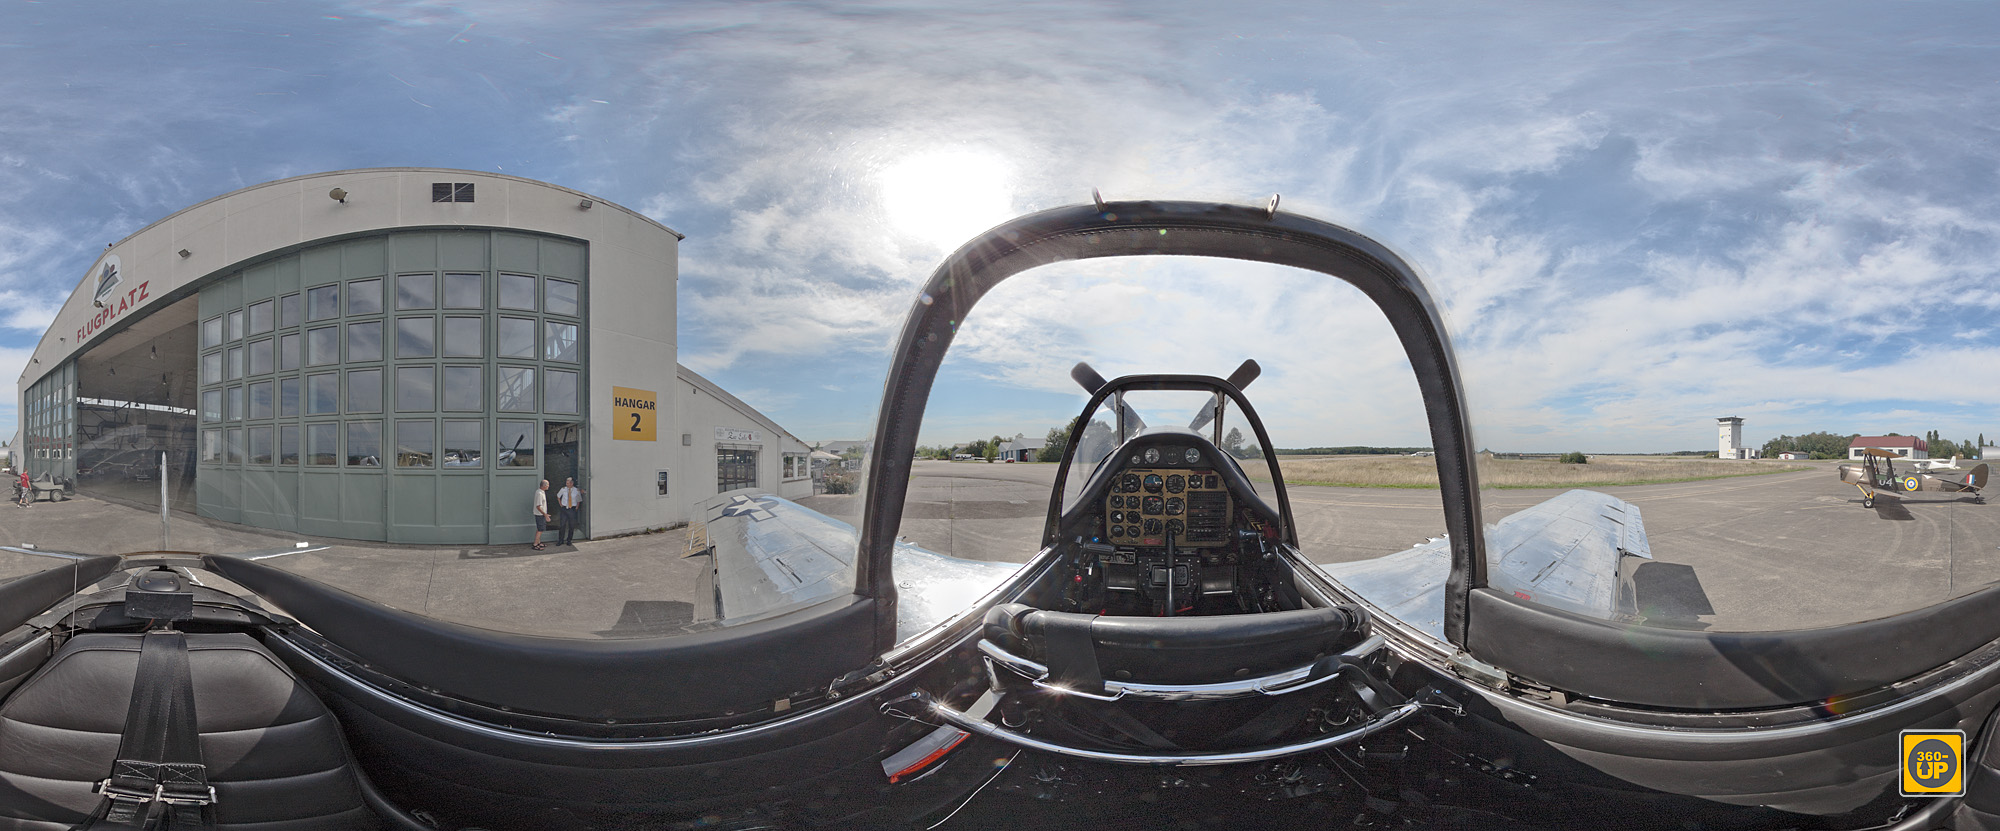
[1240,454,1815,489]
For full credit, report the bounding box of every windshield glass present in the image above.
[1061,389,1232,513]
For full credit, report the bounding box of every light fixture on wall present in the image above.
[150,345,156,360]
[178,249,191,258]
[107,366,114,376]
[578,199,594,210]
[92,301,102,308]
[329,187,348,204]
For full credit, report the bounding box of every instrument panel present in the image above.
[1104,467,1232,547]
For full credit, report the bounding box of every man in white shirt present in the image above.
[532,479,550,550]
[556,477,585,546]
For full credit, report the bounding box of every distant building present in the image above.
[818,440,872,457]
[996,433,1046,462]
[1776,451,1810,460]
[1848,436,1929,460]
[1716,417,1757,459]
[1981,445,1999,462]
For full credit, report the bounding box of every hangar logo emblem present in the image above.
[1900,730,1963,796]
[92,254,122,299]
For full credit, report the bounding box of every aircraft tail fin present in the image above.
[1970,464,1989,492]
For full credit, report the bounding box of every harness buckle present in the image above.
[93,778,155,804]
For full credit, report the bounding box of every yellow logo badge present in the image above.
[1901,730,1965,796]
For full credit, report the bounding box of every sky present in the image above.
[4,1,2000,453]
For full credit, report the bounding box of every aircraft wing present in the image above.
[694,490,1021,640]
[1321,489,1655,642]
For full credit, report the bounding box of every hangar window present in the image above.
[346,369,382,413]
[279,378,300,417]
[279,332,300,371]
[307,284,339,321]
[347,321,383,362]
[247,426,274,465]
[545,279,579,316]
[226,428,243,465]
[497,421,536,467]
[397,273,435,310]
[306,423,337,466]
[346,422,381,467]
[396,420,434,468]
[443,366,481,411]
[201,430,221,463]
[718,448,758,492]
[201,316,224,348]
[443,317,482,357]
[545,322,577,362]
[227,310,245,342]
[545,370,578,414]
[397,366,435,411]
[443,421,482,467]
[248,299,275,335]
[227,387,244,421]
[306,373,337,415]
[784,452,808,480]
[249,338,274,375]
[279,293,301,328]
[498,273,536,310]
[227,346,244,380]
[498,317,535,358]
[443,272,482,308]
[307,326,338,366]
[348,278,383,316]
[201,390,221,423]
[497,367,536,412]
[279,425,300,465]
[248,381,273,419]
[397,317,435,358]
[431,182,474,203]
[202,352,222,385]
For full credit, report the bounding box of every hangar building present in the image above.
[17,168,807,545]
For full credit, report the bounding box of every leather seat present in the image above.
[0,633,380,830]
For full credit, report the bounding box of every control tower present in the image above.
[1717,416,1746,460]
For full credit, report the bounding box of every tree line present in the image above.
[1760,431,1992,460]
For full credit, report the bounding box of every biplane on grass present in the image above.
[1838,447,1988,508]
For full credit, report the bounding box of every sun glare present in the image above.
[880,149,1014,253]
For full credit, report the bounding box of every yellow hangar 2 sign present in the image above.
[612,386,658,441]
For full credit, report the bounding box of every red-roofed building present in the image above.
[1848,436,1929,460]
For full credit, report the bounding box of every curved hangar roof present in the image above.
[22,167,682,389]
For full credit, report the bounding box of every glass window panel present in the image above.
[306,423,338,465]
[306,373,338,415]
[225,429,244,465]
[497,420,536,467]
[347,320,383,362]
[227,346,244,380]
[545,322,578,362]
[347,368,382,413]
[279,332,301,371]
[347,278,383,315]
[279,378,300,417]
[545,278,579,317]
[201,317,224,348]
[443,317,483,357]
[443,366,481,411]
[201,390,222,422]
[498,273,536,310]
[498,317,535,358]
[397,366,435,411]
[443,421,482,468]
[443,273,483,308]
[248,380,273,420]
[396,420,435,468]
[227,387,244,420]
[249,338,274,375]
[397,273,435,310]
[201,352,222,385]
[201,430,222,463]
[280,293,301,328]
[497,367,536,412]
[307,326,339,366]
[248,299,275,335]
[307,284,339,321]
[227,310,245,342]
[279,425,300,465]
[545,369,578,414]
[247,426,274,465]
[397,317,435,358]
[346,421,380,467]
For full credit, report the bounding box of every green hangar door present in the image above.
[193,231,587,545]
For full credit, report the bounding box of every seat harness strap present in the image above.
[80,631,215,831]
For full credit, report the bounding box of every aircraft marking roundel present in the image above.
[1902,476,1922,492]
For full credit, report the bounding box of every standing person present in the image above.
[15,470,28,508]
[556,477,585,546]
[531,479,550,550]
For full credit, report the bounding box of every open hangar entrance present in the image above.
[72,295,200,512]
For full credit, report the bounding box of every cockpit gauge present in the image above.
[1165,474,1184,493]
[1142,496,1163,515]
[1130,454,1143,466]
[1143,474,1164,493]
[1165,497,1183,515]
[1110,511,1125,524]
[1143,518,1162,535]
[1144,447,1161,464]
[1185,447,1201,465]
[1120,473,1141,493]
[1166,519,1185,536]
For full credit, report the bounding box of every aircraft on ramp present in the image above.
[1840,447,1988,508]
